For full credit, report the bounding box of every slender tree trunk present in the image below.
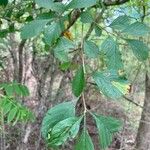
[135,73,150,150]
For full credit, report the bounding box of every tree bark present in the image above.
[135,73,150,150]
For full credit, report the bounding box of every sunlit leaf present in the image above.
[93,69,130,99]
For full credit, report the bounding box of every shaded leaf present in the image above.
[101,37,123,70]
[68,0,97,9]
[93,113,122,149]
[72,66,85,97]
[44,22,62,46]
[95,25,102,37]
[41,101,76,139]
[35,0,65,12]
[80,10,93,23]
[48,117,82,146]
[84,40,99,59]
[21,19,49,39]
[122,22,150,36]
[126,39,149,61]
[109,15,131,30]
[54,37,74,62]
[75,129,94,150]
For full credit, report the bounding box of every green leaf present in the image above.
[44,22,62,46]
[21,19,49,39]
[2,101,12,115]
[59,62,71,71]
[109,15,131,30]
[93,114,122,149]
[41,101,76,139]
[126,39,149,61]
[0,83,30,96]
[75,129,94,150]
[80,10,93,23]
[68,0,97,9]
[37,12,56,20]
[20,108,34,122]
[93,70,130,99]
[7,106,18,123]
[12,111,21,126]
[0,96,33,124]
[35,0,65,12]
[72,66,85,97]
[84,40,99,59]
[95,25,102,37]
[54,37,74,62]
[101,37,123,70]
[122,22,150,36]
[48,117,82,146]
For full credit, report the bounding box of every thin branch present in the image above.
[88,82,143,108]
[84,8,105,40]
[123,96,143,108]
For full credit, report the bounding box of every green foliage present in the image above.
[122,22,150,36]
[0,82,33,127]
[41,101,76,139]
[80,10,93,24]
[0,82,30,97]
[94,25,102,36]
[126,39,149,61]
[21,19,49,39]
[109,15,150,36]
[68,0,97,9]
[72,66,85,97]
[109,15,131,30]
[35,0,65,12]
[41,100,122,149]
[101,37,123,70]
[54,37,74,62]
[44,21,63,46]
[0,96,33,125]
[93,70,130,99]
[75,129,94,150]
[84,40,99,58]
[93,113,122,149]
[48,117,82,147]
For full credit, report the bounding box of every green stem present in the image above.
[81,24,87,115]
[1,109,6,150]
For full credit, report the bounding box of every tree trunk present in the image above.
[136,73,150,150]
